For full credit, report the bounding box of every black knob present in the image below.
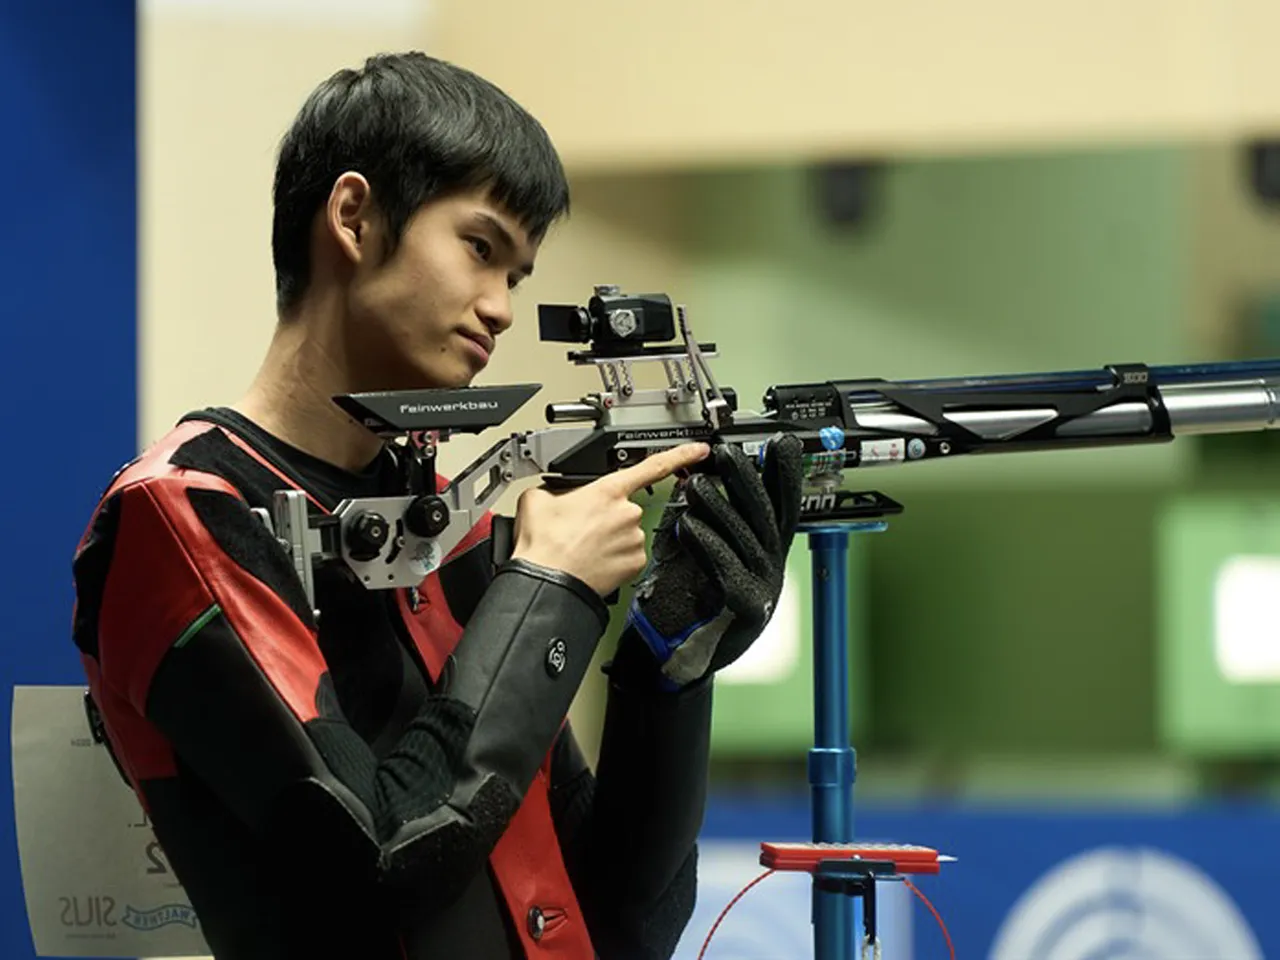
[404,495,450,539]
[346,510,389,561]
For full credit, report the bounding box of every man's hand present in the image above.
[622,435,805,690]
[510,442,712,597]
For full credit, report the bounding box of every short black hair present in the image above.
[271,52,570,312]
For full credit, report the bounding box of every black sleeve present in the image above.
[98,477,609,905]
[549,628,714,959]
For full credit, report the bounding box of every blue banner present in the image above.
[680,797,1277,959]
[1,4,136,958]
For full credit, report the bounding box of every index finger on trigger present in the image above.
[607,442,712,496]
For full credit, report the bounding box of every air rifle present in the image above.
[262,284,1280,612]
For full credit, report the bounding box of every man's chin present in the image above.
[417,364,476,391]
[385,356,477,391]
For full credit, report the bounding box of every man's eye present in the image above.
[467,237,492,261]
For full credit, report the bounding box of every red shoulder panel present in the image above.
[99,471,326,726]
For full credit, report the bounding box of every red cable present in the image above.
[902,877,956,960]
[697,866,956,960]
[697,867,776,960]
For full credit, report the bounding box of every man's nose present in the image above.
[476,284,514,337]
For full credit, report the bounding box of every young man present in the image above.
[71,53,802,959]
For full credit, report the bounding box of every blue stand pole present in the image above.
[804,522,885,960]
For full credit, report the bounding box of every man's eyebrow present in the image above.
[473,212,535,277]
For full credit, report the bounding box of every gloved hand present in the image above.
[617,434,804,690]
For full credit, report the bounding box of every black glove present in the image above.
[618,435,804,690]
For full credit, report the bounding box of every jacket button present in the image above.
[545,638,568,678]
[527,906,546,941]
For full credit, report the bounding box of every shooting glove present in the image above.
[618,435,804,690]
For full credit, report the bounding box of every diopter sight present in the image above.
[538,284,676,354]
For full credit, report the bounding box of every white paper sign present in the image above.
[12,685,211,958]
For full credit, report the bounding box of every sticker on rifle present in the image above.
[859,439,905,464]
[409,538,442,578]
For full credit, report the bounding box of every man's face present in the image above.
[345,188,540,391]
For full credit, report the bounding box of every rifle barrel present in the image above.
[839,361,1280,443]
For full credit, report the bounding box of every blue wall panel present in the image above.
[0,4,137,955]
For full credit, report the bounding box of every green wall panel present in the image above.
[1157,496,1280,754]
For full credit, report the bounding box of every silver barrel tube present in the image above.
[545,402,601,424]
[1052,381,1280,437]
[1054,402,1153,438]
[855,403,1147,440]
[937,383,1280,440]
[847,378,1280,446]
[1047,381,1280,438]
[1159,380,1280,435]
[850,405,938,435]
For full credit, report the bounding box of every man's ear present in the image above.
[325,171,378,267]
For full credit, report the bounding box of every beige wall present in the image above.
[431,0,1280,171]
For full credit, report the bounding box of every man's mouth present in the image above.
[458,330,494,365]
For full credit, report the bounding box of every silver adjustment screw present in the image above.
[609,309,638,339]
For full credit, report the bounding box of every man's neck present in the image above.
[232,306,384,473]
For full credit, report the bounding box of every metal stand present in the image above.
[804,521,886,960]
